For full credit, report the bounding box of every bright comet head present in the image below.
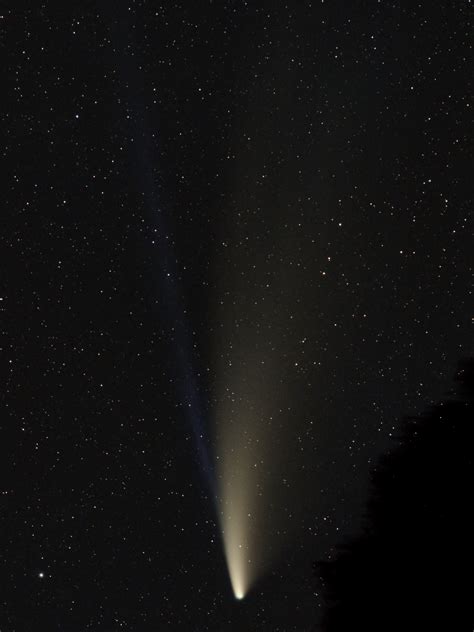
[222,516,248,601]
[229,561,246,600]
[213,333,284,603]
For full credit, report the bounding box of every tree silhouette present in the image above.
[316,359,474,631]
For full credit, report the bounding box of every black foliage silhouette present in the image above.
[316,359,474,631]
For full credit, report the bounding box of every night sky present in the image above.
[2,2,472,631]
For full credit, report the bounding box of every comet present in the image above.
[219,475,251,600]
[213,351,280,601]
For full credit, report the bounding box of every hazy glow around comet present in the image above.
[216,405,255,600]
[211,209,308,596]
[211,84,320,597]
[218,427,255,600]
[213,348,283,600]
[210,216,315,597]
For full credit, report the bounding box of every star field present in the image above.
[2,2,472,630]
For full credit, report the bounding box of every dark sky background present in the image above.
[2,2,472,631]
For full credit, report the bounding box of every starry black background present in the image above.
[2,2,472,631]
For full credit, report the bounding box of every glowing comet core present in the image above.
[214,356,280,602]
[221,499,249,600]
[218,461,252,601]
